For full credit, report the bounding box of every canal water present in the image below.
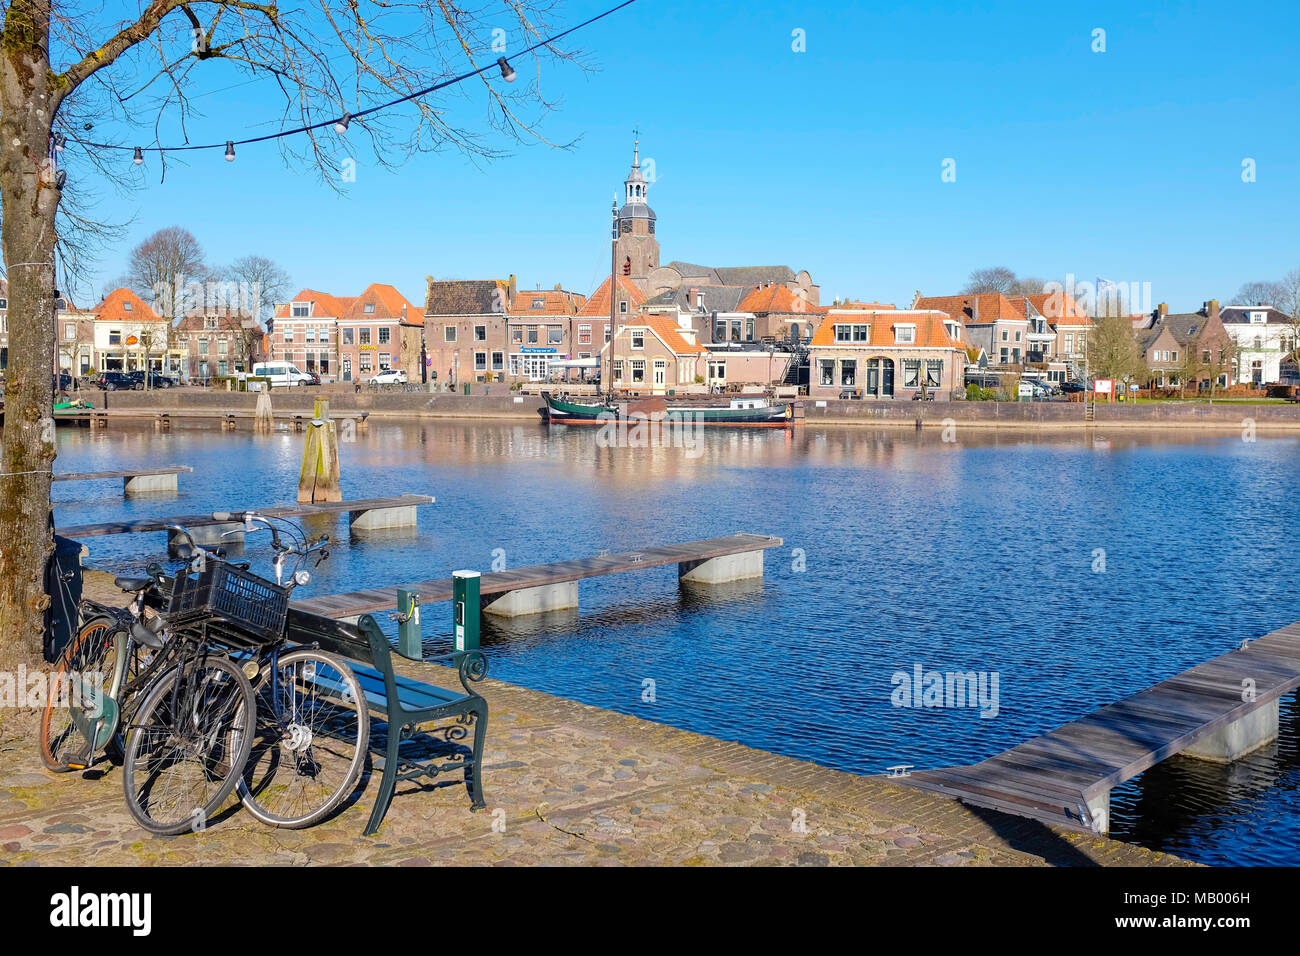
[47,420,1300,865]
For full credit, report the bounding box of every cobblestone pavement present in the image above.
[0,576,1191,867]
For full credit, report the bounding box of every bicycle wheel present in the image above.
[122,653,255,835]
[236,648,369,828]
[40,614,122,772]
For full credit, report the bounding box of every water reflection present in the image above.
[44,419,1300,865]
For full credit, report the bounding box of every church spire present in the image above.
[625,135,646,205]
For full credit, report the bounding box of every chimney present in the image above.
[971,297,980,322]
[1157,302,1169,320]
[508,274,517,304]
[688,287,699,309]
[1204,299,1220,321]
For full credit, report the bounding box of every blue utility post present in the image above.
[452,570,481,653]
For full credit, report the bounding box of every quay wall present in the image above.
[80,389,1300,429]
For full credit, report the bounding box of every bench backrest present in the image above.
[287,608,397,701]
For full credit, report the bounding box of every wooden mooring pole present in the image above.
[298,397,341,503]
[254,388,273,432]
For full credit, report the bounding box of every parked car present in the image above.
[1060,382,1087,394]
[94,371,140,391]
[251,362,314,387]
[127,370,174,389]
[370,367,408,385]
[52,372,76,391]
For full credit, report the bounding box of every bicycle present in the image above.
[40,560,179,773]
[120,525,261,835]
[209,512,370,829]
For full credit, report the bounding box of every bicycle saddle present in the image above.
[115,575,154,593]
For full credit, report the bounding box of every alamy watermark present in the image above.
[890,663,999,718]
[595,411,704,459]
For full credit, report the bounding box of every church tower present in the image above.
[615,140,659,293]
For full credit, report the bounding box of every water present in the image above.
[47,420,1300,865]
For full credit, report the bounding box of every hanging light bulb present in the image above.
[333,113,351,134]
[132,146,144,165]
[224,141,236,162]
[52,133,65,152]
[497,57,516,82]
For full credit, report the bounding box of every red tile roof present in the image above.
[578,275,646,318]
[810,310,964,349]
[913,293,1023,324]
[342,283,422,322]
[513,289,585,317]
[1021,291,1092,324]
[93,287,162,323]
[643,315,708,355]
[275,289,353,319]
[737,283,825,316]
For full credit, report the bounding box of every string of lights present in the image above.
[57,0,638,165]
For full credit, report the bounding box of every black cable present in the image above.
[73,0,637,155]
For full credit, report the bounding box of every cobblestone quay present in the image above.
[0,576,1189,867]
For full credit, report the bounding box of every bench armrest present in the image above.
[391,647,488,696]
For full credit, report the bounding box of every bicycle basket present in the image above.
[167,558,289,645]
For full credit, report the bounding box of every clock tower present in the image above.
[615,140,659,293]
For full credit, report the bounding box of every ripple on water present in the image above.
[50,422,1300,865]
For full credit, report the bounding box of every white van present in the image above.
[252,362,313,387]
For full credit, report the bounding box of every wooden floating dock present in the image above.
[56,493,434,546]
[53,465,193,496]
[897,620,1300,834]
[294,532,784,621]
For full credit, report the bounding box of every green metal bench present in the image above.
[286,609,489,836]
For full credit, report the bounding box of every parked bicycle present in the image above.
[43,514,370,835]
[215,512,370,829]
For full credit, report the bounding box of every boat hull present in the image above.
[543,393,796,426]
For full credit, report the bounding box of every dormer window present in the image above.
[291,302,309,318]
[1251,311,1266,324]
[531,298,545,310]
[363,303,375,314]
[895,324,916,345]
[123,301,132,311]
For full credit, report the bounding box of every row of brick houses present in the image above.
[0,281,271,382]
[269,284,423,382]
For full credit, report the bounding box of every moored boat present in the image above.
[542,391,796,426]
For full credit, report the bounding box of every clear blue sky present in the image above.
[67,0,1300,312]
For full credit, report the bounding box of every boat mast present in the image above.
[608,197,617,406]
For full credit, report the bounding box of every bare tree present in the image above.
[1088,312,1148,387]
[127,226,209,319]
[964,266,1017,295]
[1009,275,1047,296]
[1235,280,1282,307]
[221,254,291,327]
[134,323,168,388]
[0,0,585,666]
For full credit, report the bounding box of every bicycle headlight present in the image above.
[293,570,312,587]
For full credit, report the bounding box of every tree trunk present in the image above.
[0,1,60,668]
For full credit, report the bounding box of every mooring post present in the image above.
[254,388,273,431]
[453,571,481,653]
[297,397,341,503]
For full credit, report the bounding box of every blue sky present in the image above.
[64,0,1300,312]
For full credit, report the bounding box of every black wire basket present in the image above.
[167,558,289,645]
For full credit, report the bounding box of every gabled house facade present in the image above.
[598,314,707,395]
[175,309,264,381]
[92,288,178,374]
[912,293,1028,367]
[1220,303,1295,385]
[273,289,349,380]
[808,309,966,401]
[338,283,424,382]
[424,276,514,386]
[1138,301,1233,389]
